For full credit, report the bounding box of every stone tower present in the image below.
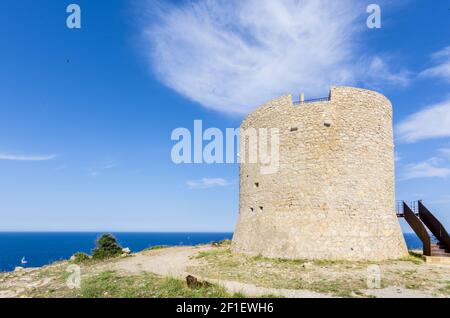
[232,86,407,261]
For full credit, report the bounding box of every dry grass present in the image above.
[0,263,240,298]
[1,245,449,298]
[188,248,450,297]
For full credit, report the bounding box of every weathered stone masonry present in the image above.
[232,86,408,261]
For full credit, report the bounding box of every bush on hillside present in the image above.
[143,245,167,252]
[92,234,123,260]
[219,239,231,246]
[71,252,91,264]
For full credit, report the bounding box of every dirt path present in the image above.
[362,286,437,298]
[109,246,208,278]
[108,245,333,298]
[1,245,448,298]
[109,245,449,298]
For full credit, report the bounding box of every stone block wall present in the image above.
[232,86,408,261]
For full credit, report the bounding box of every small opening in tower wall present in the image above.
[249,207,254,212]
[290,127,298,132]
[259,206,263,212]
[254,182,259,188]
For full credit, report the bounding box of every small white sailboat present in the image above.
[21,257,28,265]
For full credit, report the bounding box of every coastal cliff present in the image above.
[1,243,449,298]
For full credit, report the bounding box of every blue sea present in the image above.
[0,232,421,272]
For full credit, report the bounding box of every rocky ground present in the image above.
[0,244,449,298]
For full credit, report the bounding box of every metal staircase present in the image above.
[397,201,450,257]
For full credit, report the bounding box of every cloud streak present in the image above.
[142,0,409,113]
[363,56,411,88]
[89,163,118,177]
[420,46,450,83]
[0,153,57,161]
[439,148,450,158]
[399,150,450,181]
[395,97,450,143]
[186,177,232,189]
[401,158,450,181]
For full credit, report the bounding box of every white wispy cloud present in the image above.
[395,97,450,143]
[89,163,118,177]
[420,45,450,82]
[0,153,57,161]
[363,56,411,88]
[186,177,232,189]
[142,0,409,114]
[439,147,450,158]
[401,158,450,181]
[431,194,450,204]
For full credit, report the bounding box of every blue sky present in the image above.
[1,0,449,232]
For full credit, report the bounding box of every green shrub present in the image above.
[71,252,91,264]
[92,234,123,260]
[219,239,232,246]
[143,245,167,252]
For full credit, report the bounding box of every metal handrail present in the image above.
[396,200,419,217]
[418,201,450,248]
[403,201,431,256]
[293,96,330,105]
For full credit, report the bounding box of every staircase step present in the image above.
[431,249,449,253]
[432,244,449,250]
[431,247,448,252]
[431,251,450,257]
[431,251,449,255]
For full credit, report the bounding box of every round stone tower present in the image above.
[232,86,407,261]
